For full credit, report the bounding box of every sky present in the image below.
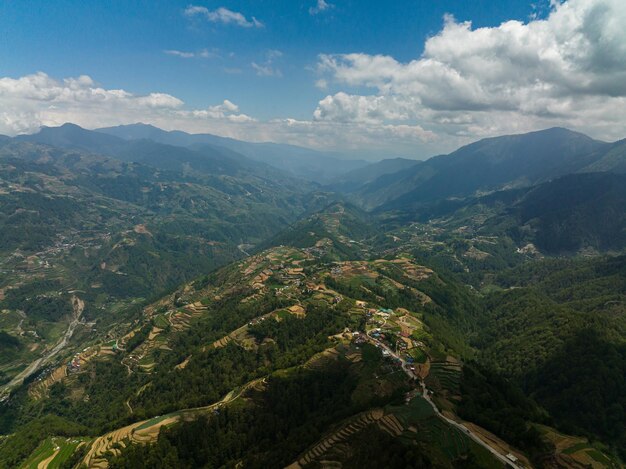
[1,0,625,159]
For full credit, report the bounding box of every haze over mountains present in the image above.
[4,0,626,466]
[96,123,370,183]
[1,122,626,468]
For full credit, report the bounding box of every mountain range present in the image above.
[0,123,625,469]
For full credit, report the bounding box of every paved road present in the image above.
[366,333,523,469]
[1,296,85,398]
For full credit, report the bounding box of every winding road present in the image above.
[0,296,85,398]
[366,333,523,469]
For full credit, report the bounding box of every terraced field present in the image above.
[21,436,90,469]
[538,425,622,469]
[287,409,386,468]
[82,378,265,468]
[425,359,462,394]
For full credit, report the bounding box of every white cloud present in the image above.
[164,49,195,58]
[309,0,334,15]
[315,0,626,143]
[198,49,221,59]
[315,78,328,90]
[3,0,626,158]
[0,72,437,157]
[184,99,256,122]
[251,49,284,77]
[252,62,282,77]
[184,6,263,28]
[164,48,220,59]
[266,49,283,60]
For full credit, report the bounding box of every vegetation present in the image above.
[1,126,625,468]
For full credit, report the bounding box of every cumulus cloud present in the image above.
[184,99,256,122]
[4,0,626,158]
[0,73,250,135]
[315,0,626,142]
[184,6,263,28]
[0,72,433,157]
[309,0,334,15]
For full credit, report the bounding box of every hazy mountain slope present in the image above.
[359,128,610,210]
[16,123,127,154]
[97,123,370,183]
[506,172,626,253]
[387,172,626,255]
[327,157,420,193]
[580,139,626,173]
[17,123,294,183]
[0,139,323,281]
[0,138,332,391]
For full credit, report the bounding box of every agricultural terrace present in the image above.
[21,436,90,469]
[537,425,622,469]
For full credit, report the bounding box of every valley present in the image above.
[0,125,624,468]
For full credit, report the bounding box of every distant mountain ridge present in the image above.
[326,157,420,193]
[96,123,370,183]
[349,127,626,210]
[16,123,286,180]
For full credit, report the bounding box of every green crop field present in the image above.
[22,437,90,469]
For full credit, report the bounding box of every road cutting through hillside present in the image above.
[0,295,85,398]
[366,333,523,469]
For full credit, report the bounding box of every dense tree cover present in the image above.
[0,331,20,350]
[476,289,586,376]
[0,290,354,445]
[110,366,373,468]
[477,255,626,375]
[458,363,550,463]
[0,191,85,251]
[247,301,352,368]
[528,330,626,458]
[340,426,432,468]
[475,255,626,459]
[134,297,353,416]
[126,322,152,352]
[513,173,626,253]
[1,279,73,321]
[0,415,86,469]
[259,202,376,261]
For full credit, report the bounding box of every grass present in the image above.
[21,436,90,469]
[153,314,170,329]
[135,413,177,431]
[428,363,461,393]
[389,396,434,423]
[138,355,155,366]
[275,309,290,320]
[409,347,427,363]
[586,449,613,465]
[562,442,590,454]
[417,417,469,459]
[411,329,429,341]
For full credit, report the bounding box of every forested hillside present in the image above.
[1,126,625,469]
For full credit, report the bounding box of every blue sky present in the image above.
[1,0,625,158]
